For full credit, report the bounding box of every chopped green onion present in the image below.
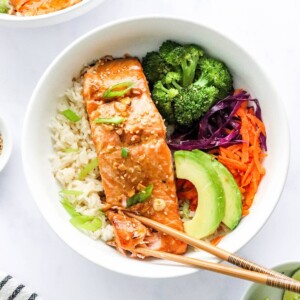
[126,184,153,208]
[60,189,83,196]
[60,198,81,217]
[0,0,9,13]
[60,199,102,232]
[64,148,78,153]
[78,158,98,180]
[61,109,81,122]
[103,81,135,98]
[93,116,124,124]
[182,201,190,219]
[121,147,129,158]
[70,215,102,232]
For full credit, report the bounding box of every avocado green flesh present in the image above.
[211,158,242,230]
[282,268,300,300]
[174,150,225,239]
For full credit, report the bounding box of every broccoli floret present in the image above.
[174,86,219,127]
[164,71,182,90]
[152,81,179,123]
[142,51,171,84]
[195,57,233,99]
[163,44,204,88]
[159,40,181,59]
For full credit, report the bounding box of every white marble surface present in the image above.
[0,0,299,299]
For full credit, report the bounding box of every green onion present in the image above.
[61,109,81,122]
[70,215,102,232]
[126,184,153,208]
[60,189,83,196]
[78,158,98,180]
[103,81,135,98]
[60,198,81,217]
[60,199,102,232]
[182,201,190,219]
[121,147,129,158]
[93,116,124,124]
[64,148,78,153]
[0,0,9,13]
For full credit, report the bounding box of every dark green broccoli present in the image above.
[142,51,171,84]
[195,57,233,99]
[174,86,219,127]
[152,80,179,123]
[164,71,182,90]
[159,40,181,59]
[163,44,204,88]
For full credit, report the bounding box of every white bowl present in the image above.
[243,262,300,299]
[22,16,290,278]
[0,0,105,28]
[0,115,12,172]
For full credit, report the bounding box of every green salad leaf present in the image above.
[126,184,153,208]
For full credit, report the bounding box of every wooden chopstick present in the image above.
[125,212,295,283]
[136,248,300,294]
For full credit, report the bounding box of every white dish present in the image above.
[22,16,290,278]
[0,115,12,172]
[0,0,105,28]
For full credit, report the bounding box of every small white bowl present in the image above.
[0,115,12,172]
[243,262,300,300]
[22,16,290,278]
[0,0,105,28]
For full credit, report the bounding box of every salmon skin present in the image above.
[10,0,80,15]
[82,57,187,256]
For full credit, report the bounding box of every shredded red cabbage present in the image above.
[167,90,267,151]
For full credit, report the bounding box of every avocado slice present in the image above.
[174,150,225,239]
[197,152,242,230]
[282,267,300,300]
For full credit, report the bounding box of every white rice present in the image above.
[50,81,114,242]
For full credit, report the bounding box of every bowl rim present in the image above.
[0,0,104,26]
[0,114,12,173]
[242,261,300,299]
[22,15,290,278]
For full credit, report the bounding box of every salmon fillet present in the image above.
[11,0,80,15]
[82,57,187,255]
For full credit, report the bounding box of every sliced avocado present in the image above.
[282,267,300,300]
[208,154,242,229]
[174,150,225,239]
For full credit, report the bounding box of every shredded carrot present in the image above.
[215,99,267,215]
[211,235,224,246]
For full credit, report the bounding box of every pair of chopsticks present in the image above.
[125,212,300,294]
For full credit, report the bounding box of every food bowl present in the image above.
[243,262,300,300]
[0,0,105,28]
[0,115,12,172]
[22,16,290,278]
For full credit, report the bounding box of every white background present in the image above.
[0,0,299,299]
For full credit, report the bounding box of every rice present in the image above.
[50,81,114,242]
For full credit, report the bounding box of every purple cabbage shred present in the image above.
[167,90,267,151]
